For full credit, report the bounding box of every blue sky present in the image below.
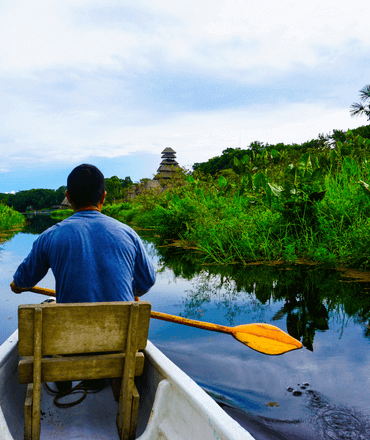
[0,0,369,192]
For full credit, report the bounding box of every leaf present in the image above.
[298,152,311,169]
[311,168,325,185]
[270,149,278,158]
[268,183,283,197]
[266,402,279,407]
[298,153,312,178]
[242,154,250,164]
[233,157,241,167]
[254,173,267,191]
[311,155,319,169]
[241,173,253,190]
[218,175,228,188]
[186,175,195,183]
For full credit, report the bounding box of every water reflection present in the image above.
[141,234,370,353]
[22,213,60,234]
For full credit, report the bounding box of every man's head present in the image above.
[67,164,106,210]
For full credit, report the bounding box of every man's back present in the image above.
[13,211,156,303]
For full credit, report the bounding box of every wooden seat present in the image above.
[18,301,151,440]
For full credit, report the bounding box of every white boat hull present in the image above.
[0,330,255,439]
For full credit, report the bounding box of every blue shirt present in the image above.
[13,211,156,303]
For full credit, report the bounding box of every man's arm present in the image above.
[11,235,50,294]
[132,238,156,297]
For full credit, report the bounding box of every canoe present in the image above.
[0,330,255,440]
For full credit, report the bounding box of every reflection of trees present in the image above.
[180,271,269,325]
[23,214,60,234]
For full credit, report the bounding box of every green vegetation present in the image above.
[104,126,370,270]
[105,176,133,204]
[50,209,73,220]
[0,204,25,236]
[0,187,67,212]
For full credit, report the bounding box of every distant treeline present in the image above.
[193,125,370,174]
[0,187,67,212]
[0,176,133,212]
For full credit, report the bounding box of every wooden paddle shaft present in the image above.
[30,286,56,296]
[150,311,233,334]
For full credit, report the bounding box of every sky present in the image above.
[0,0,369,193]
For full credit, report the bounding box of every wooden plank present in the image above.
[24,383,33,440]
[129,384,140,440]
[19,352,145,384]
[32,307,42,440]
[118,303,140,440]
[18,302,151,356]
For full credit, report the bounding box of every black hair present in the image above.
[67,164,105,209]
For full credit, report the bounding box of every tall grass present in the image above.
[50,209,73,220]
[0,204,25,231]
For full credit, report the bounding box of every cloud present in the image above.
[0,96,360,174]
[1,0,369,76]
[0,0,369,181]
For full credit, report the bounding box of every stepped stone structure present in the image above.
[125,148,183,200]
[155,148,180,180]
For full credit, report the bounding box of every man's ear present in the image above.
[100,191,107,205]
[65,190,76,211]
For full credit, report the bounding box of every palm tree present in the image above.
[350,85,370,120]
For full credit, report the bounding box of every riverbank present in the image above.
[103,133,370,271]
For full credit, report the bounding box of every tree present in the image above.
[350,85,370,121]
[104,176,133,204]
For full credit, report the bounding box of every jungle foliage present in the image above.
[104,126,370,270]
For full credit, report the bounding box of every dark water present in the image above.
[1,215,370,440]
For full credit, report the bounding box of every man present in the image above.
[10,164,156,303]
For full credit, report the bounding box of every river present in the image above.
[1,214,370,439]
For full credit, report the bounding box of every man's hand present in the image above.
[10,281,29,294]
[133,288,147,297]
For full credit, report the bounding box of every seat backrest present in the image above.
[18,301,151,440]
[18,301,151,357]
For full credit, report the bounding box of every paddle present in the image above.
[27,286,302,355]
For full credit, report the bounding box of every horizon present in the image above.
[1,122,369,194]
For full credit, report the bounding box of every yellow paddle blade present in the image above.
[232,323,302,355]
